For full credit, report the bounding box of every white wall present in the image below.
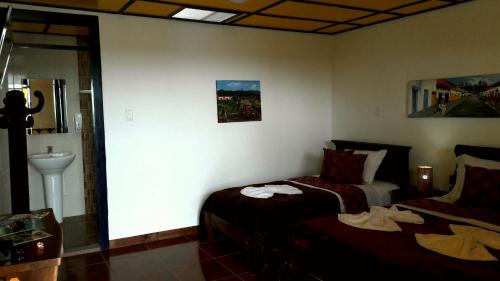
[99,15,334,239]
[330,0,500,190]
[6,34,85,217]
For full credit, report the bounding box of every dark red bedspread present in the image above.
[202,176,368,233]
[293,199,500,281]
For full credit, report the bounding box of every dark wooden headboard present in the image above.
[455,144,500,161]
[449,144,500,187]
[332,140,412,190]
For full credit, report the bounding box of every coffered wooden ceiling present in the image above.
[4,0,472,35]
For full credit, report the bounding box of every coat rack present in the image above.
[0,89,44,213]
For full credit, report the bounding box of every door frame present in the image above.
[6,8,109,250]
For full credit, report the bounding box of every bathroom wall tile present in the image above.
[64,194,86,217]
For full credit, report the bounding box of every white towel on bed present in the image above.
[240,185,303,199]
[338,205,424,232]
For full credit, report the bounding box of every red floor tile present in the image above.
[199,239,241,258]
[57,237,264,281]
[61,252,107,269]
[217,253,250,275]
[172,259,233,281]
[103,244,149,257]
[216,276,244,281]
[58,263,112,281]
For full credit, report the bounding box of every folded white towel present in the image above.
[240,187,274,199]
[240,184,303,199]
[338,205,424,232]
[264,185,303,195]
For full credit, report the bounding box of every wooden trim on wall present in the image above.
[109,226,198,249]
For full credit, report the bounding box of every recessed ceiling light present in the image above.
[172,8,212,21]
[172,8,236,23]
[204,12,236,22]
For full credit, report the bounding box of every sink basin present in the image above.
[28,152,75,174]
[28,151,75,223]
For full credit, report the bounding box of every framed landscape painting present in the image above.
[407,74,500,117]
[216,80,262,123]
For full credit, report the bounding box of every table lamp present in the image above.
[417,165,433,194]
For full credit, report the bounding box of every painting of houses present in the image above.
[216,80,262,123]
[408,74,500,117]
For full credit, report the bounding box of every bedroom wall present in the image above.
[329,0,500,190]
[0,3,334,240]
[99,16,334,239]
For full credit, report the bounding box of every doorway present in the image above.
[0,7,109,252]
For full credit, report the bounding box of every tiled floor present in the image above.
[58,235,320,281]
[62,214,99,252]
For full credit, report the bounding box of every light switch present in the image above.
[74,113,82,133]
[125,109,134,122]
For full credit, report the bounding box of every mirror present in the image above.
[22,78,68,134]
[0,7,13,87]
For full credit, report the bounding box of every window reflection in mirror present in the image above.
[21,78,68,135]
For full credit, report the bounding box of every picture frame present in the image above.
[216,80,262,123]
[408,74,500,117]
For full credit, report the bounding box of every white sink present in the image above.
[28,152,75,223]
[28,152,75,174]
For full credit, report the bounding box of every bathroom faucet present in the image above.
[47,146,53,154]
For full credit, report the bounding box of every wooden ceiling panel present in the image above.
[392,0,450,14]
[156,0,282,12]
[318,24,357,34]
[12,21,46,33]
[235,15,331,31]
[262,1,372,22]
[5,0,469,35]
[7,0,130,12]
[351,13,398,25]
[47,24,89,36]
[306,0,420,11]
[125,1,181,17]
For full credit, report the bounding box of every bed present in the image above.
[286,144,500,281]
[200,140,411,270]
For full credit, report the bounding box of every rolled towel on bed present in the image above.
[265,184,303,195]
[416,225,500,261]
[240,185,303,199]
[450,224,500,250]
[338,205,424,232]
[240,187,274,199]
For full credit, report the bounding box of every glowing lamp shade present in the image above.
[417,166,433,194]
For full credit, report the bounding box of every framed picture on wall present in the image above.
[216,80,262,123]
[407,74,500,117]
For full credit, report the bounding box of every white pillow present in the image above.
[353,149,387,184]
[443,154,500,203]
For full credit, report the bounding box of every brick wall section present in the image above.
[77,41,97,215]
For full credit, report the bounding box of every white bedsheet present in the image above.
[292,176,399,211]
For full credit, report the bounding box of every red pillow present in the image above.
[456,165,500,211]
[321,150,367,184]
[320,149,334,178]
[320,149,351,178]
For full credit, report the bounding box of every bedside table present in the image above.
[392,188,447,203]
